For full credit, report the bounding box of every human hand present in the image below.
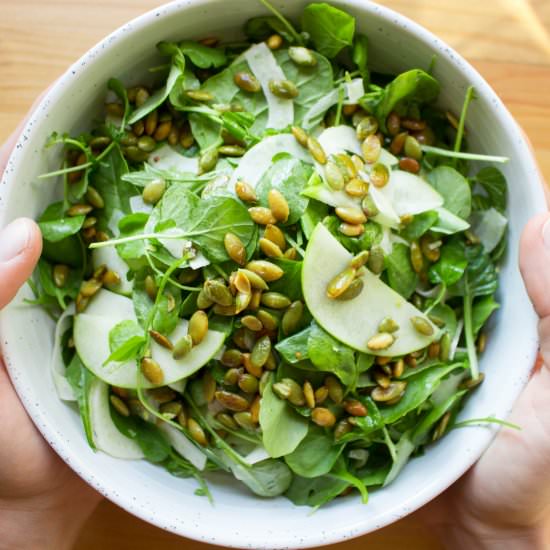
[0,135,101,550]
[418,212,550,549]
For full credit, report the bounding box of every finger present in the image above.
[519,213,550,319]
[0,218,43,309]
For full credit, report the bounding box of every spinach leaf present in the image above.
[38,202,85,242]
[115,213,149,269]
[472,294,499,336]
[89,145,132,232]
[385,243,417,299]
[301,198,328,239]
[352,34,369,81]
[105,320,145,364]
[231,458,293,497]
[429,237,468,286]
[179,40,227,68]
[380,363,464,424]
[33,259,81,310]
[371,69,440,133]
[428,303,457,340]
[399,211,438,241]
[269,259,303,301]
[66,354,95,449]
[427,166,471,219]
[307,322,356,386]
[451,243,498,298]
[285,474,348,507]
[275,326,311,364]
[301,3,355,58]
[41,235,83,268]
[256,158,312,225]
[260,381,309,457]
[473,166,507,213]
[285,426,344,478]
[383,431,415,486]
[324,215,382,253]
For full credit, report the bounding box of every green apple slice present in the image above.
[302,224,437,356]
[88,378,144,459]
[74,289,225,388]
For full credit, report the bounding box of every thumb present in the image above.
[520,212,550,367]
[0,218,43,309]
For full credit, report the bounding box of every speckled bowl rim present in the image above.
[0,1,546,548]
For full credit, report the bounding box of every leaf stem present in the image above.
[453,416,521,430]
[420,145,509,164]
[257,0,303,44]
[453,85,475,165]
[463,292,479,379]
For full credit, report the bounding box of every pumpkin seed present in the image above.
[438,332,451,362]
[338,223,364,237]
[314,386,329,405]
[378,317,399,333]
[374,370,391,388]
[80,278,102,298]
[268,79,299,99]
[432,411,451,442]
[149,330,173,350]
[199,148,219,174]
[222,232,247,266]
[324,161,345,190]
[178,268,199,285]
[95,231,109,242]
[420,234,442,263]
[246,260,283,282]
[460,372,485,390]
[215,390,249,412]
[370,163,390,188]
[334,419,353,440]
[261,292,291,309]
[81,227,96,241]
[203,372,217,403]
[219,145,246,157]
[367,332,395,351]
[90,136,112,150]
[188,311,209,345]
[356,116,378,141]
[325,375,344,404]
[144,110,158,136]
[75,293,89,313]
[176,407,188,428]
[362,134,382,164]
[335,206,367,225]
[110,395,130,417]
[241,315,263,332]
[282,300,304,335]
[263,224,286,251]
[243,352,263,377]
[411,316,434,336]
[477,332,487,354]
[196,288,213,309]
[171,335,192,360]
[389,131,407,155]
[165,292,176,313]
[327,267,356,299]
[288,46,317,67]
[224,367,241,386]
[234,71,261,92]
[216,412,238,430]
[250,335,271,368]
[188,418,208,446]
[53,264,69,288]
[247,288,262,310]
[291,126,308,147]
[264,350,277,371]
[214,303,239,316]
[185,90,214,102]
[393,358,405,378]
[344,399,368,417]
[404,135,423,161]
[343,104,358,116]
[307,136,327,164]
[268,189,290,223]
[142,179,166,205]
[234,292,251,314]
[273,378,305,406]
[137,135,156,153]
[233,411,256,430]
[221,349,243,368]
[335,278,364,301]
[402,118,426,131]
[238,373,259,394]
[428,341,441,359]
[386,112,401,136]
[303,381,315,409]
[141,357,164,385]
[102,270,121,288]
[67,204,92,217]
[256,309,278,331]
[311,407,336,428]
[248,206,277,225]
[334,153,357,180]
[125,146,149,162]
[372,380,407,402]
[399,157,420,173]
[235,180,257,202]
[345,177,368,198]
[84,186,104,209]
[361,193,379,218]
[203,280,232,308]
[284,247,297,260]
[250,395,261,423]
[266,33,283,49]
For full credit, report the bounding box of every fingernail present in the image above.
[0,219,32,263]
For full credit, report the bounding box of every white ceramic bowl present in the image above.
[0,1,545,548]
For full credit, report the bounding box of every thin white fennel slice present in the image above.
[344,78,365,104]
[129,195,153,214]
[229,133,311,190]
[50,303,76,401]
[318,125,362,157]
[159,424,207,470]
[244,42,293,130]
[432,207,470,235]
[88,378,144,459]
[302,88,339,130]
[148,144,199,173]
[469,207,507,253]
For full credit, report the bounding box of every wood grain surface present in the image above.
[0,1,549,549]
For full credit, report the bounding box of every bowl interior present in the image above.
[0,1,545,548]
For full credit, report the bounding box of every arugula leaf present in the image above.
[66,354,96,449]
[399,211,438,241]
[231,458,293,497]
[179,40,227,68]
[260,380,309,458]
[38,202,85,242]
[255,158,312,225]
[285,474,348,507]
[429,237,468,286]
[427,166,471,219]
[383,431,415,486]
[285,426,344,478]
[105,320,145,364]
[472,167,507,213]
[275,326,311,364]
[268,259,303,301]
[451,243,498,298]
[307,322,356,386]
[352,34,369,81]
[472,294,499,336]
[385,243,417,299]
[369,69,440,133]
[301,3,355,58]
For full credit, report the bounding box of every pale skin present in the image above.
[1,128,549,549]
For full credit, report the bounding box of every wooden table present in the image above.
[1,1,549,549]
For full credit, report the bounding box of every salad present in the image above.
[32,1,510,507]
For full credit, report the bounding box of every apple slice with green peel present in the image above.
[92,246,133,296]
[74,289,225,388]
[88,378,144,459]
[302,224,437,356]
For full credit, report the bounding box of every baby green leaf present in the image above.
[179,40,227,68]
[427,166,471,220]
[38,202,85,242]
[385,243,418,299]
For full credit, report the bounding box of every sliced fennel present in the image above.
[469,207,507,253]
[50,304,76,401]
